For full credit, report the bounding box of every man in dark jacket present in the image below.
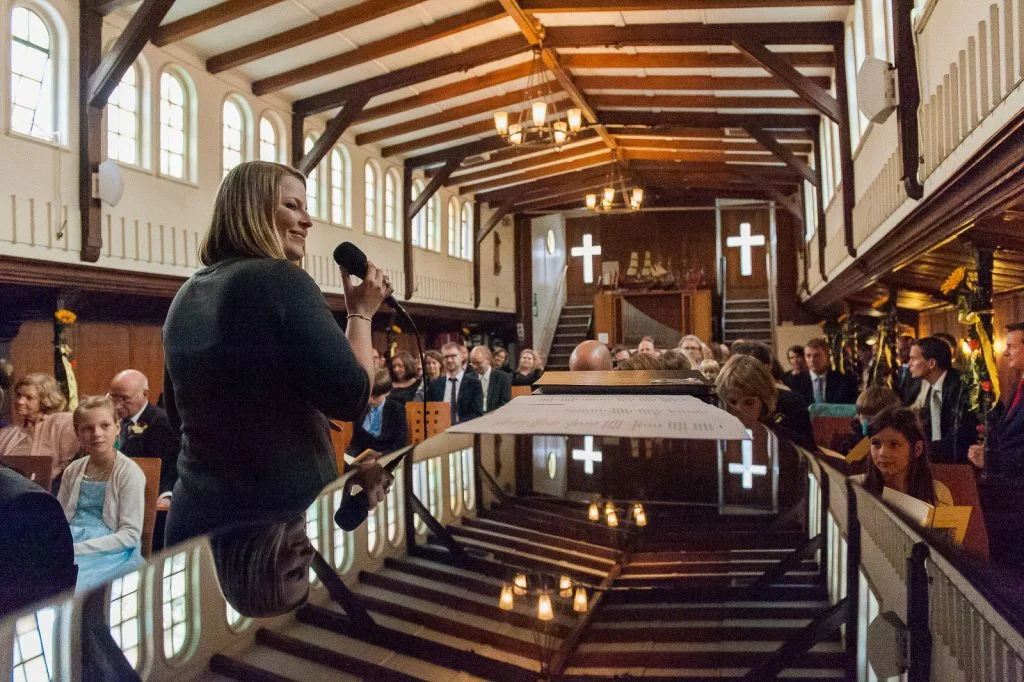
[469,345,512,414]
[970,323,1024,474]
[790,337,859,405]
[110,369,180,495]
[909,337,976,464]
[426,342,483,423]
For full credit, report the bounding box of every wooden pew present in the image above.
[329,421,354,475]
[0,455,53,492]
[405,402,452,445]
[931,463,990,562]
[132,457,162,558]
[511,385,533,399]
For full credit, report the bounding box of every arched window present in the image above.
[448,451,461,514]
[109,571,142,668]
[460,203,473,261]
[306,498,320,584]
[330,145,350,226]
[221,98,245,177]
[304,134,320,219]
[364,161,380,235]
[447,198,460,257]
[258,115,279,162]
[159,71,188,179]
[367,504,381,555]
[331,490,351,571]
[12,607,57,680]
[386,473,402,546]
[162,552,193,660]
[412,180,426,248]
[106,63,140,165]
[461,448,475,510]
[426,194,440,252]
[384,169,399,240]
[10,6,56,140]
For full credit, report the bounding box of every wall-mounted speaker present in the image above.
[857,57,897,124]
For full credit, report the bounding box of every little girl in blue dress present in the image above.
[57,395,146,592]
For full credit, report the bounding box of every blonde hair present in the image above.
[14,373,66,414]
[199,161,305,265]
[73,395,118,430]
[715,354,777,415]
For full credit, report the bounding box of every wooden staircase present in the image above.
[722,297,773,345]
[545,304,593,370]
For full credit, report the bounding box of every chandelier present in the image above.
[588,499,647,527]
[493,47,583,147]
[585,168,644,212]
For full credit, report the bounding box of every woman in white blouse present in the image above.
[58,395,145,592]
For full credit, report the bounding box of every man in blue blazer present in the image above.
[791,337,859,405]
[426,342,483,423]
[970,322,1024,475]
[347,370,409,456]
[469,345,512,414]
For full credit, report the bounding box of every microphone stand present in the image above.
[388,299,428,444]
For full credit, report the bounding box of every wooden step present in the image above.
[254,629,424,681]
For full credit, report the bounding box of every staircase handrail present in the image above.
[537,263,568,363]
[719,255,728,343]
[766,249,779,351]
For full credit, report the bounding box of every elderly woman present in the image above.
[162,161,389,545]
[0,372,79,485]
[387,350,421,405]
[512,349,544,386]
[58,395,145,592]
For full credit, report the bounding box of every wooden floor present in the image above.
[211,499,845,681]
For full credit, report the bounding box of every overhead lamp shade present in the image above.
[634,504,647,526]
[603,186,615,204]
[632,187,644,205]
[553,120,567,144]
[514,573,528,596]
[509,124,523,145]
[573,586,589,613]
[588,499,600,517]
[559,575,573,598]
[494,111,509,136]
[606,509,618,527]
[532,100,547,127]
[567,108,582,132]
[537,593,554,621]
[499,584,515,610]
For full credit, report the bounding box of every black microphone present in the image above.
[332,241,403,313]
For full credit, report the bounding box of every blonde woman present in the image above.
[0,372,79,484]
[512,349,544,386]
[163,161,390,545]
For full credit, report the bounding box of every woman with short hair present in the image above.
[0,372,79,483]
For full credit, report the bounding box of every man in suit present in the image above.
[469,345,511,414]
[791,337,859,405]
[895,332,922,405]
[347,370,409,455]
[109,369,181,495]
[426,342,483,423]
[970,322,1024,474]
[909,336,976,464]
[0,465,77,616]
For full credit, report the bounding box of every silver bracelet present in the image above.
[347,313,372,322]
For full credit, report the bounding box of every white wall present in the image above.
[529,214,567,352]
[0,0,514,314]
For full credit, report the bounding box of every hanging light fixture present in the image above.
[537,592,554,621]
[586,167,644,213]
[588,501,600,521]
[573,586,589,613]
[499,584,515,610]
[494,47,583,148]
[559,575,573,598]
[514,573,528,596]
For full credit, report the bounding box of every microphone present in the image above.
[332,241,404,313]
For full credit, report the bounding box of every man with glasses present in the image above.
[426,342,483,424]
[109,369,180,497]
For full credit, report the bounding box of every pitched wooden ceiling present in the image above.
[153,0,851,216]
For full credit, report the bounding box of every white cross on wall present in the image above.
[728,434,767,489]
[572,436,602,474]
[726,222,766,277]
[570,233,602,284]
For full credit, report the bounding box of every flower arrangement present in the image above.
[940,266,1000,441]
[822,314,855,375]
[869,294,899,388]
[53,307,79,410]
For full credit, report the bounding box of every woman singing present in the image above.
[163,161,390,545]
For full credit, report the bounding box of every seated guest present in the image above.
[0,464,77,616]
[58,395,146,592]
[569,340,613,371]
[387,350,421,405]
[677,334,704,368]
[791,337,859,405]
[617,353,664,371]
[470,345,512,413]
[0,372,79,486]
[426,342,483,423]
[371,347,385,370]
[700,359,720,383]
[837,385,902,456]
[512,348,544,386]
[660,349,691,370]
[853,407,951,507]
[909,336,976,464]
[894,333,921,405]
[785,344,807,376]
[423,350,443,382]
[969,322,1024,475]
[700,342,715,361]
[637,336,659,357]
[347,370,408,456]
[109,369,180,496]
[610,345,631,366]
[492,347,511,373]
[731,341,815,450]
[0,361,11,429]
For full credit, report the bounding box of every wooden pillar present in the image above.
[832,32,857,259]
[894,0,925,199]
[78,2,104,262]
[813,122,828,282]
[975,246,996,339]
[473,201,482,309]
[291,114,305,167]
[514,214,532,348]
[402,163,415,301]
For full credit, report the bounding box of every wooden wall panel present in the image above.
[73,323,132,397]
[128,325,167,397]
[9,322,53,378]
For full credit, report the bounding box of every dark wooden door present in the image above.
[721,208,770,300]
[565,220,604,305]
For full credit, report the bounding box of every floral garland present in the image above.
[940,266,1000,441]
[869,294,899,389]
[822,314,855,375]
[53,308,79,410]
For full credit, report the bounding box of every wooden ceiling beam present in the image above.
[601,110,819,130]
[153,0,280,46]
[405,136,511,170]
[382,119,498,158]
[206,0,422,73]
[629,160,800,181]
[560,51,835,69]
[409,157,464,220]
[459,150,615,194]
[448,139,608,186]
[616,125,814,140]
[252,3,507,95]
[355,62,534,126]
[478,164,617,203]
[294,35,529,116]
[615,136,812,153]
[296,94,369,176]
[356,90,569,146]
[588,93,813,109]
[732,36,841,122]
[88,0,176,108]
[574,74,832,91]
[743,124,817,185]
[620,148,789,165]
[451,128,601,170]
[477,198,516,244]
[511,183,612,211]
[544,22,844,48]
[521,0,851,9]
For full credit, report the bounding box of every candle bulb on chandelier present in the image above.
[588,500,600,519]
[531,101,547,128]
[514,573,528,596]
[537,593,554,621]
[573,586,589,613]
[499,584,515,610]
[559,575,573,598]
[493,111,509,136]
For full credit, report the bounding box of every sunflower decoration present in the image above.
[940,266,999,441]
[52,307,79,410]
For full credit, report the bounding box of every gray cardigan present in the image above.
[57,452,145,555]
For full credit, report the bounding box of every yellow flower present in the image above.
[54,309,77,324]
[940,267,967,295]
